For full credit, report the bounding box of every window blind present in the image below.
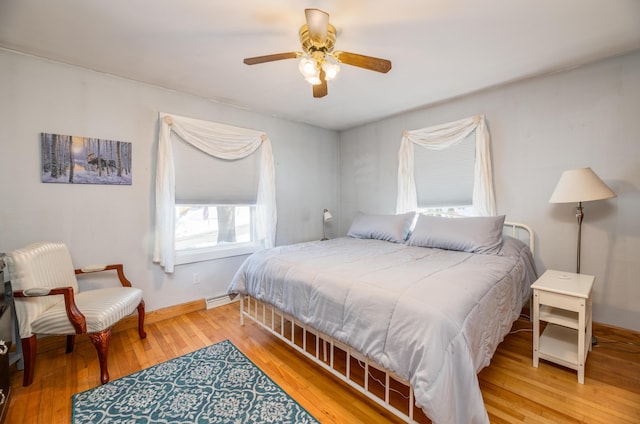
[172,133,259,204]
[414,131,475,207]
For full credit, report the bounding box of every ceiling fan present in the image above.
[243,8,392,98]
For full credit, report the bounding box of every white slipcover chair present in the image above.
[5,242,146,386]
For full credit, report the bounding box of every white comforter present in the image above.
[228,236,537,424]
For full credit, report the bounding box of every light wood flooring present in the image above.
[5,302,640,423]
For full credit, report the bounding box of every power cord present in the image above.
[355,359,411,400]
[509,316,640,353]
[590,336,640,354]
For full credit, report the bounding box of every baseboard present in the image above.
[592,321,640,345]
[32,300,639,352]
[112,298,206,332]
[36,298,207,353]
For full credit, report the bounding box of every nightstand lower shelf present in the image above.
[538,324,582,369]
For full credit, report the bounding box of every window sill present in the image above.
[175,241,262,265]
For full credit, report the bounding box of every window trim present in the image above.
[175,240,262,265]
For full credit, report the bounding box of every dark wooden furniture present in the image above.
[0,266,12,424]
[6,242,147,386]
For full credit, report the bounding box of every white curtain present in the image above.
[396,115,496,216]
[153,112,277,273]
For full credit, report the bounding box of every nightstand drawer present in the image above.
[537,290,585,312]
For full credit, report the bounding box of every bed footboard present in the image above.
[240,294,422,423]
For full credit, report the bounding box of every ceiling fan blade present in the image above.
[333,51,392,73]
[313,69,328,98]
[243,52,300,65]
[305,8,329,44]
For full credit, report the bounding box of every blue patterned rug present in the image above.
[72,339,319,423]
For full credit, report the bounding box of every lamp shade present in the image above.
[323,209,333,222]
[549,167,616,204]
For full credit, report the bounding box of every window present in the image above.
[172,126,262,265]
[417,204,475,217]
[154,113,276,273]
[175,204,259,264]
[396,115,495,216]
[414,131,475,217]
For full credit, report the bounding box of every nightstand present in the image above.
[532,269,594,384]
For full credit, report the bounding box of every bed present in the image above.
[228,213,537,424]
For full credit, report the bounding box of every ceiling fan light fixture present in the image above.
[298,56,317,78]
[305,73,322,85]
[322,57,340,81]
[242,9,391,98]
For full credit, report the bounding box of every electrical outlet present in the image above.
[193,273,200,284]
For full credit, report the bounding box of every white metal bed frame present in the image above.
[239,221,534,423]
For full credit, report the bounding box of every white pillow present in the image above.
[347,212,416,243]
[407,214,505,254]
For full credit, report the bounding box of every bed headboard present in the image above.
[503,221,535,255]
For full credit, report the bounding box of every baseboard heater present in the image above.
[205,294,237,310]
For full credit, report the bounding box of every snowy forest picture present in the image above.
[40,133,132,185]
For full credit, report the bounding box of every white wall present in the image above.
[2,47,638,331]
[0,49,340,311]
[339,50,640,331]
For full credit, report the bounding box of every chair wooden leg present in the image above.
[66,335,75,353]
[88,329,112,385]
[137,300,147,339]
[21,336,37,386]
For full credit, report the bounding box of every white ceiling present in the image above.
[1,0,639,131]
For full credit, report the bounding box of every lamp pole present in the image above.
[321,209,330,241]
[575,201,583,274]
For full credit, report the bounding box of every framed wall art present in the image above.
[40,133,132,185]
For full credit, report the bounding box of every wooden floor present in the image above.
[5,302,640,423]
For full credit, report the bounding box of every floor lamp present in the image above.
[321,209,332,241]
[549,167,616,274]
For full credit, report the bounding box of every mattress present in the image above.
[228,235,537,424]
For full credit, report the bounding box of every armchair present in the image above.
[5,242,146,386]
